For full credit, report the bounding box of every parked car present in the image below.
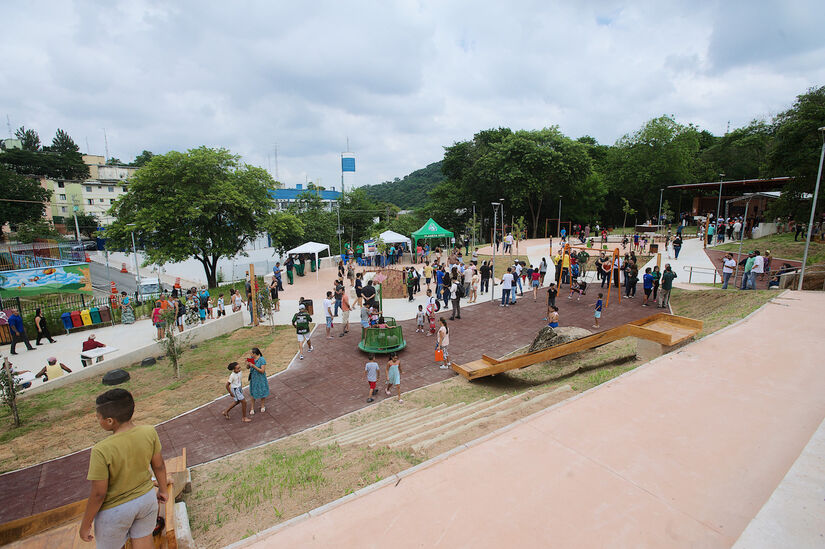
[71,240,98,251]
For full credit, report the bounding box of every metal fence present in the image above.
[0,294,116,344]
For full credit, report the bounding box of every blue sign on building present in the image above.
[342,157,355,172]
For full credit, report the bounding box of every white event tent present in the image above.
[379,230,412,249]
[285,241,331,280]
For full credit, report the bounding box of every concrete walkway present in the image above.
[240,291,825,548]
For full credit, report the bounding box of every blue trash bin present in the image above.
[61,311,73,331]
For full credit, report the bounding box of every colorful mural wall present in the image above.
[0,263,93,297]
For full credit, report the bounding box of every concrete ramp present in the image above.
[452,313,702,379]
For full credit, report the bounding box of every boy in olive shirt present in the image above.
[80,389,167,548]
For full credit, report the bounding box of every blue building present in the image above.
[269,184,342,211]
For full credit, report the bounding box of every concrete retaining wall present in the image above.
[21,312,244,397]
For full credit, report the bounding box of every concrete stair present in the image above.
[312,387,572,452]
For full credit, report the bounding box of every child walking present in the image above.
[223,362,251,422]
[217,294,225,317]
[365,354,380,403]
[416,304,426,333]
[385,352,403,402]
[80,389,168,547]
[594,293,603,328]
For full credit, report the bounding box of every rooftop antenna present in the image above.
[85,137,90,155]
[346,136,350,152]
[726,120,730,135]
[5,115,11,138]
[274,143,279,181]
[103,128,110,163]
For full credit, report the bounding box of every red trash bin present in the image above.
[70,310,83,327]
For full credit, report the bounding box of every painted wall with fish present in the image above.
[0,263,93,297]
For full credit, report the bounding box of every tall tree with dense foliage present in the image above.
[766,86,825,220]
[286,191,337,249]
[132,150,155,167]
[105,147,280,287]
[14,126,40,151]
[0,166,51,232]
[49,129,81,154]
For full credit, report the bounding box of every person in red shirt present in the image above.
[82,334,106,367]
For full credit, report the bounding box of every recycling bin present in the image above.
[80,309,93,326]
[99,306,111,323]
[70,310,83,328]
[89,307,102,324]
[61,312,73,331]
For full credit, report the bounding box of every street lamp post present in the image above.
[472,201,476,250]
[657,188,664,230]
[557,197,562,237]
[734,195,755,289]
[129,228,142,292]
[798,127,825,290]
[491,202,499,302]
[714,173,725,245]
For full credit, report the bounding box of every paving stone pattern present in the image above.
[0,284,652,524]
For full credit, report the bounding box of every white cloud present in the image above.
[2,0,823,189]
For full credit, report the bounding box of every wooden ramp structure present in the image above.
[0,449,188,549]
[452,313,702,380]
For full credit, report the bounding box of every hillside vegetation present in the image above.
[362,161,445,208]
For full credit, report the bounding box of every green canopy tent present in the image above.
[411,218,454,249]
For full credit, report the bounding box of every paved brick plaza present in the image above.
[0,284,652,523]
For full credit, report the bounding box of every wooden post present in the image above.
[656,252,661,270]
[249,264,259,326]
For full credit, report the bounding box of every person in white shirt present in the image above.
[323,291,334,339]
[513,261,523,299]
[223,362,251,422]
[500,267,514,307]
[749,251,764,289]
[721,253,737,289]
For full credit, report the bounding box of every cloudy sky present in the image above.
[3,1,824,189]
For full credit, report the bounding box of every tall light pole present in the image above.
[557,197,562,236]
[798,126,825,290]
[472,201,477,250]
[734,194,755,288]
[657,188,664,230]
[491,202,499,302]
[129,227,142,292]
[714,173,725,245]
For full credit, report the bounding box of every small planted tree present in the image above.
[255,277,276,333]
[621,198,637,230]
[159,308,189,379]
[1,356,22,428]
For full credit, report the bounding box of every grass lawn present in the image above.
[0,325,296,473]
[714,232,825,265]
[669,288,776,338]
[186,285,778,547]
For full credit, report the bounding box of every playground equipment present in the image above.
[452,313,702,380]
[0,449,189,548]
[359,316,407,354]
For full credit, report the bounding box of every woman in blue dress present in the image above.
[248,347,270,414]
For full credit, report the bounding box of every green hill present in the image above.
[361,161,445,208]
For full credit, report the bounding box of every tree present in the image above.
[105,147,277,287]
[286,191,336,248]
[73,212,100,238]
[50,129,80,154]
[14,126,40,151]
[766,86,825,220]
[264,211,304,253]
[16,219,61,242]
[621,198,636,229]
[0,166,51,231]
[607,116,702,221]
[338,188,382,246]
[132,150,155,167]
[107,157,123,165]
[159,309,189,379]
[1,357,22,428]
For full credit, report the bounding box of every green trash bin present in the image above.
[89,307,102,324]
[295,262,305,277]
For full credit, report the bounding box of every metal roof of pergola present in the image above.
[667,177,791,192]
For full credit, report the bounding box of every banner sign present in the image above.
[363,239,377,257]
[0,263,93,297]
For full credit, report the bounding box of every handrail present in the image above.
[682,265,718,284]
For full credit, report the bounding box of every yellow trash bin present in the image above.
[81,308,93,326]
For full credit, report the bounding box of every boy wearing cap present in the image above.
[291,304,313,360]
